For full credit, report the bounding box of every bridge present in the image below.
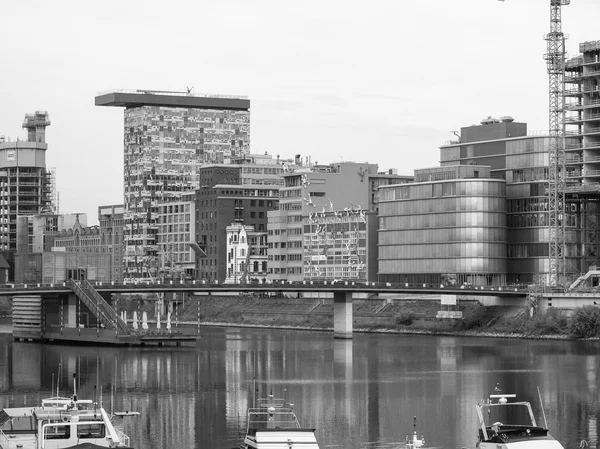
[3,279,527,341]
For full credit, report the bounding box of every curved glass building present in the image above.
[378,165,507,286]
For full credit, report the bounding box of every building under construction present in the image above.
[563,41,600,278]
[0,112,56,280]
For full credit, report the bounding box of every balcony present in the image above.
[565,88,584,96]
[565,127,600,137]
[565,171,583,179]
[565,112,600,123]
[566,156,583,164]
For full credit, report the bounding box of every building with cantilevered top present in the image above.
[95,89,250,282]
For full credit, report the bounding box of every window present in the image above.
[77,424,105,439]
[44,425,71,440]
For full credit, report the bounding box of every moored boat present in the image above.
[240,394,320,449]
[475,384,564,449]
[0,376,136,448]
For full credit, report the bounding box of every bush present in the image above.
[458,304,489,330]
[531,308,568,335]
[569,306,600,338]
[395,312,415,326]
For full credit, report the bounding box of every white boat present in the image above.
[0,377,136,449]
[240,394,320,449]
[475,384,564,449]
[404,416,426,449]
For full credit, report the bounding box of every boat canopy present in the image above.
[0,408,34,426]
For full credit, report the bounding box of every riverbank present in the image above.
[2,295,597,340]
[157,295,599,341]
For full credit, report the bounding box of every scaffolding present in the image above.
[563,40,600,281]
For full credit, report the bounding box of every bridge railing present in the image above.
[0,279,533,293]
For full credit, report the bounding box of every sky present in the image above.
[2,0,600,225]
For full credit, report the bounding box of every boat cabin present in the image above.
[475,391,563,448]
[0,397,130,449]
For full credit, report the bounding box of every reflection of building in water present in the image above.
[437,337,458,397]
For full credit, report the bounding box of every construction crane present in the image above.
[498,0,570,288]
[544,0,570,288]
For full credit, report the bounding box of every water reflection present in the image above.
[0,328,597,449]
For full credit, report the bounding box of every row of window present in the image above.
[379,197,505,216]
[380,212,506,229]
[379,228,505,245]
[380,181,505,202]
[378,243,506,259]
[379,257,506,274]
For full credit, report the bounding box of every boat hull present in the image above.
[479,438,564,449]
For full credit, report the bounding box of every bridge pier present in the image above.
[67,293,77,328]
[333,291,353,339]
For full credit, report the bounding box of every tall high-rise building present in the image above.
[95,89,250,281]
[0,111,55,280]
[564,41,600,275]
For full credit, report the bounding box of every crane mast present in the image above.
[544,0,570,287]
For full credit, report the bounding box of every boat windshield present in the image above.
[478,402,537,428]
[246,397,301,434]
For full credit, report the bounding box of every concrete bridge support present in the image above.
[67,293,77,328]
[333,291,353,339]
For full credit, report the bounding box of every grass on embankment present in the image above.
[2,295,599,339]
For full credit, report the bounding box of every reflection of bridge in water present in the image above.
[1,279,528,342]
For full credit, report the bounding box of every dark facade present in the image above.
[195,165,278,282]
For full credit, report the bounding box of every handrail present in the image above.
[96,88,248,101]
[81,279,129,335]
[69,281,115,330]
[69,280,128,334]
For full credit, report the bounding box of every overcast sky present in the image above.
[2,0,600,224]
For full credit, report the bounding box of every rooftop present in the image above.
[95,89,250,111]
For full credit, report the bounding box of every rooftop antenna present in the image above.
[451,131,461,142]
[186,86,194,94]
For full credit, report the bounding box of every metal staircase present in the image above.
[69,279,129,335]
[373,298,392,315]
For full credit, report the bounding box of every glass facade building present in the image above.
[439,117,581,283]
[378,165,507,286]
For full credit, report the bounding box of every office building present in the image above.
[0,111,56,280]
[439,116,578,283]
[95,89,250,281]
[157,192,196,281]
[303,209,378,282]
[15,207,124,284]
[195,164,279,282]
[267,162,411,282]
[378,165,507,286]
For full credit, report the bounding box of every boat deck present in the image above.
[0,433,37,449]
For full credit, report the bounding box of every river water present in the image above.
[0,321,597,449]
